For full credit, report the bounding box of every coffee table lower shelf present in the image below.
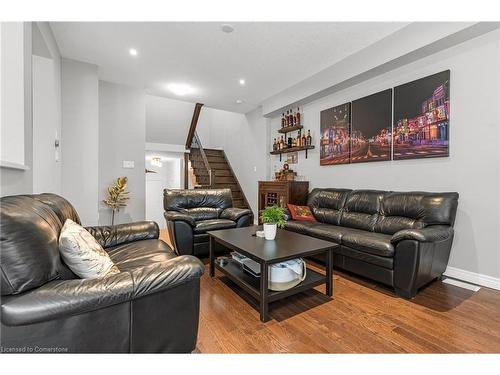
[215,259,326,304]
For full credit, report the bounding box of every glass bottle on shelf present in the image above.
[296,107,301,126]
[296,129,301,146]
[273,138,277,151]
[301,131,307,147]
[288,109,293,126]
[307,130,312,146]
[287,136,293,148]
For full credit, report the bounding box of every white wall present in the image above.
[61,58,99,225]
[146,94,195,145]
[32,22,62,194]
[1,22,25,166]
[266,30,500,280]
[98,81,146,225]
[145,150,183,227]
[0,22,33,196]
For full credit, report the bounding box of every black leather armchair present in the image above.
[164,188,253,257]
[0,193,204,353]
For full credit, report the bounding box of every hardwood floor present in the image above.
[160,230,500,353]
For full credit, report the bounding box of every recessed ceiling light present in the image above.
[239,79,245,85]
[166,83,196,96]
[221,24,234,33]
[129,48,138,56]
[236,99,243,104]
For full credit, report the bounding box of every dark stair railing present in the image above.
[191,131,214,188]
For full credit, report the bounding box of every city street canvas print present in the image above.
[393,70,450,160]
[351,89,392,163]
[320,102,351,165]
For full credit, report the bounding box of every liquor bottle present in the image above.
[273,138,276,151]
[281,113,285,128]
[287,136,293,148]
[293,109,297,126]
[307,130,312,146]
[280,136,285,149]
[296,107,301,126]
[296,130,301,146]
[288,109,293,126]
[301,131,306,147]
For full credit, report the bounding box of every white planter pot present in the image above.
[263,223,277,240]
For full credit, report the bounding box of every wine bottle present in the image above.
[296,107,301,126]
[307,130,312,146]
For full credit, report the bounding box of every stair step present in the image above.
[190,155,226,164]
[233,199,248,208]
[214,176,236,184]
[191,161,229,171]
[203,149,224,156]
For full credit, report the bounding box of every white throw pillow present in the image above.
[59,219,120,279]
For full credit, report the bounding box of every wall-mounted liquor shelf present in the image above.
[270,145,315,161]
[278,124,303,134]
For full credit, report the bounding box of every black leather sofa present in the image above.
[0,193,204,353]
[164,188,253,257]
[284,188,459,298]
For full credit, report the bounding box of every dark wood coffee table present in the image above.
[207,226,337,322]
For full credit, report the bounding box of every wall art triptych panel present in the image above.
[319,102,351,166]
[319,70,450,165]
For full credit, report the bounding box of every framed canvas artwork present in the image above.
[393,70,450,160]
[319,102,351,166]
[351,89,392,163]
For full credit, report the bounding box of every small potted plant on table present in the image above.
[260,206,286,240]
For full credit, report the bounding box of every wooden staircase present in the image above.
[189,147,250,209]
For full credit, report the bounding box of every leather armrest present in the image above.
[391,225,453,244]
[86,221,159,249]
[131,255,204,298]
[1,256,204,326]
[1,272,134,326]
[164,211,196,227]
[220,207,252,221]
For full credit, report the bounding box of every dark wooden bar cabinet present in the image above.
[258,181,309,223]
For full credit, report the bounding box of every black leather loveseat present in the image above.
[284,188,459,298]
[164,188,253,257]
[0,193,204,353]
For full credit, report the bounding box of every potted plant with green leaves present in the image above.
[260,205,286,240]
[102,177,130,225]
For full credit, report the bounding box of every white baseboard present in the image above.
[444,266,500,291]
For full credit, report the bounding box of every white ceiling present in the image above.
[50,22,408,113]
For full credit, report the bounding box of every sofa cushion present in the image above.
[339,190,385,231]
[287,204,316,222]
[304,223,362,243]
[107,239,176,272]
[164,188,233,211]
[284,220,318,235]
[341,231,394,257]
[193,219,236,234]
[59,219,120,279]
[375,191,459,234]
[181,207,222,221]
[0,195,64,295]
[307,188,351,225]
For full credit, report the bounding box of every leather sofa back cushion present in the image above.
[375,191,459,234]
[0,196,64,295]
[33,193,81,226]
[181,207,222,221]
[164,188,233,211]
[307,188,351,225]
[339,190,384,231]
